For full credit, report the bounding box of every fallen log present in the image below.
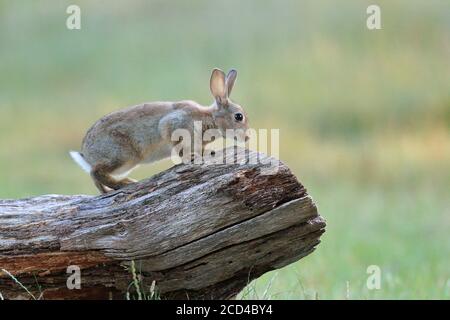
[0,147,325,300]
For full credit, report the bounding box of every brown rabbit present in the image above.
[70,68,249,193]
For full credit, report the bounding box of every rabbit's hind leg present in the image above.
[90,162,134,192]
[93,179,109,194]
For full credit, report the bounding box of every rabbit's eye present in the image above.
[234,113,244,122]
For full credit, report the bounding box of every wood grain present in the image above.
[0,147,325,299]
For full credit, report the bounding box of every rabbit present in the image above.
[70,68,249,193]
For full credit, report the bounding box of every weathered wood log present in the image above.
[0,147,325,300]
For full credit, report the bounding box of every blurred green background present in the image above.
[0,0,449,299]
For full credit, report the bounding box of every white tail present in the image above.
[69,151,91,173]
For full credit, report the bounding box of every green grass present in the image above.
[0,0,449,299]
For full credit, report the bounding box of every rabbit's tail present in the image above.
[69,151,91,173]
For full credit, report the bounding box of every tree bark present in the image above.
[0,147,325,300]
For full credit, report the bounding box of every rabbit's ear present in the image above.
[226,69,237,97]
[210,68,227,104]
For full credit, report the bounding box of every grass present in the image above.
[0,0,449,299]
[125,261,160,300]
[0,269,39,300]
